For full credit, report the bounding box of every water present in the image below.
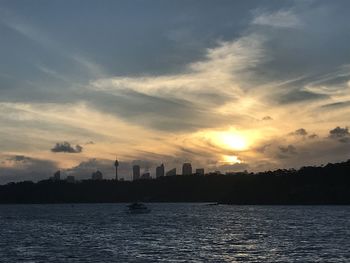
[0,204,349,262]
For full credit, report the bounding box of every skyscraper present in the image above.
[156,164,165,178]
[182,163,192,175]
[92,170,103,180]
[66,175,75,183]
[141,171,151,179]
[166,168,176,176]
[133,165,140,181]
[53,170,60,181]
[195,168,204,176]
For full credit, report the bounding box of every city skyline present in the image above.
[47,158,207,182]
[1,0,350,183]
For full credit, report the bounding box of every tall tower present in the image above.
[156,163,165,178]
[133,165,140,181]
[114,156,119,181]
[182,162,192,176]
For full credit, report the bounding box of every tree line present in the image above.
[0,160,349,204]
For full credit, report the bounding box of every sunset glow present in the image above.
[218,133,248,151]
[1,3,350,262]
[222,155,242,164]
[0,1,349,183]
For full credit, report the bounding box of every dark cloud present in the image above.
[277,90,328,104]
[262,116,273,121]
[85,89,241,132]
[321,101,350,109]
[329,126,350,143]
[186,91,236,106]
[279,145,297,155]
[0,155,58,184]
[178,147,212,158]
[255,143,271,153]
[275,137,350,170]
[251,1,350,87]
[66,158,128,180]
[215,162,249,173]
[51,142,83,153]
[290,128,308,136]
[131,159,157,169]
[311,73,350,88]
[6,155,31,162]
[308,134,318,139]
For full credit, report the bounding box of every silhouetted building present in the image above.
[66,175,75,183]
[208,171,222,176]
[166,168,176,176]
[92,170,103,180]
[156,164,165,178]
[141,171,151,180]
[133,165,140,181]
[182,163,192,175]
[195,168,204,176]
[51,170,61,181]
[114,157,119,181]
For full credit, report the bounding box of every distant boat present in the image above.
[127,202,151,214]
[206,202,219,206]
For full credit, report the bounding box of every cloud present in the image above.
[322,101,350,109]
[262,116,273,121]
[256,143,272,153]
[215,162,249,173]
[51,142,83,153]
[329,126,350,143]
[86,33,266,132]
[131,159,157,169]
[1,2,350,177]
[6,155,31,162]
[277,145,297,159]
[308,134,318,139]
[84,89,226,132]
[0,155,58,184]
[252,10,302,28]
[277,90,329,104]
[275,135,350,169]
[290,128,308,136]
[65,158,117,179]
[279,145,297,155]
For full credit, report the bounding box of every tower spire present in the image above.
[114,155,119,181]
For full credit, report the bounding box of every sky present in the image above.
[0,0,350,182]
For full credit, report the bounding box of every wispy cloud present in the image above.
[252,10,302,28]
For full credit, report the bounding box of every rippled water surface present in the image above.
[0,204,349,262]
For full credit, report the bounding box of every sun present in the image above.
[197,129,253,152]
[223,155,242,164]
[219,133,247,151]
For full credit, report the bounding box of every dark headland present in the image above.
[0,160,349,204]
